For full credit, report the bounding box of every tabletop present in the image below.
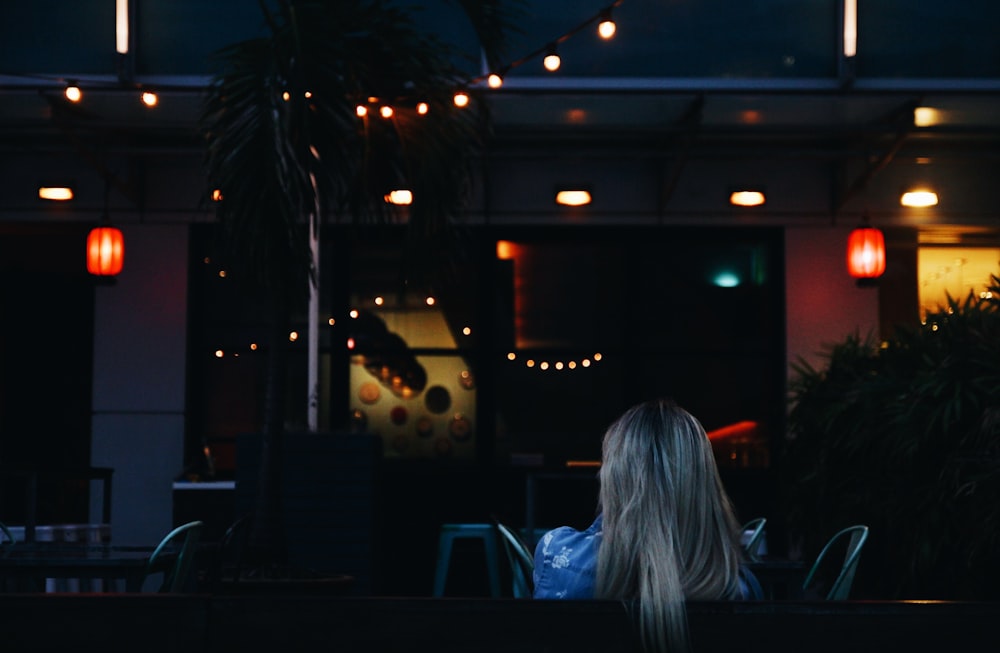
[0,544,169,592]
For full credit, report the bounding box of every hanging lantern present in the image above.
[87,226,125,276]
[846,221,885,280]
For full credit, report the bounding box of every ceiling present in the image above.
[1,0,999,237]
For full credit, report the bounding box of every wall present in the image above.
[90,224,189,545]
[785,226,881,377]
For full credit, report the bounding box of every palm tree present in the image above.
[201,0,520,569]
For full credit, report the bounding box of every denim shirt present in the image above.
[532,514,761,600]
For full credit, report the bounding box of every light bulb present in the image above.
[488,73,503,89]
[65,85,82,102]
[598,11,616,40]
[543,50,561,72]
[453,92,469,107]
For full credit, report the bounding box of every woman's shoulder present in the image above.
[532,516,603,599]
[538,515,602,551]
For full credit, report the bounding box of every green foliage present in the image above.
[201,0,521,303]
[783,276,1000,598]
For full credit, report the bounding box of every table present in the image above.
[0,467,113,543]
[0,545,167,592]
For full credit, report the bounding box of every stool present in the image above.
[432,523,502,597]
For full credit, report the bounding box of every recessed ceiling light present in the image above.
[39,186,74,201]
[900,190,938,208]
[729,190,766,207]
[555,190,591,206]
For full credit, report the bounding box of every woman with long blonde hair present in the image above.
[533,399,759,652]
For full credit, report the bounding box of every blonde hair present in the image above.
[595,399,743,652]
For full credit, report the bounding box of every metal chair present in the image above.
[141,520,204,593]
[494,519,535,598]
[205,513,252,593]
[432,523,502,597]
[802,525,869,600]
[740,517,767,562]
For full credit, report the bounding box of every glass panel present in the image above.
[859,1,1000,77]
[493,229,782,468]
[501,0,838,78]
[918,246,1000,321]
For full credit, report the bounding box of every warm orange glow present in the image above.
[141,91,158,107]
[453,92,469,107]
[496,240,518,260]
[211,189,223,201]
[384,189,412,205]
[566,460,601,468]
[543,52,561,72]
[356,105,368,117]
[416,102,429,115]
[86,226,125,276]
[65,85,82,102]
[706,421,759,442]
[847,227,886,279]
[488,74,503,89]
[379,106,394,119]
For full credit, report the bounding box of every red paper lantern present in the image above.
[846,226,885,279]
[87,226,125,276]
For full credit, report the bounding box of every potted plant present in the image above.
[783,276,1000,599]
[200,0,520,573]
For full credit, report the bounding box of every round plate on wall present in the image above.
[449,414,472,441]
[425,386,451,414]
[416,416,434,438]
[359,382,381,404]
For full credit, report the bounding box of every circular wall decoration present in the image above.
[359,381,381,404]
[458,370,476,390]
[424,385,451,414]
[449,414,472,442]
[416,416,434,438]
[390,405,408,425]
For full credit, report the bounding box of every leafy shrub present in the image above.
[783,277,1000,599]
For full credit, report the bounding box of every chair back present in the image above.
[144,520,204,593]
[802,525,869,600]
[740,517,767,562]
[494,520,535,598]
[206,513,252,592]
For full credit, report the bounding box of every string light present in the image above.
[453,91,470,107]
[543,44,561,72]
[479,1,625,86]
[141,91,158,107]
[598,9,617,39]
[64,83,82,102]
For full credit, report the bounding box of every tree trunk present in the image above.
[244,300,290,571]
